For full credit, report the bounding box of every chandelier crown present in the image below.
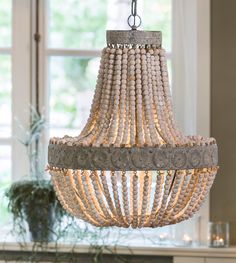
[106,30,162,47]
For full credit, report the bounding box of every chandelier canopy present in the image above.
[48,1,218,228]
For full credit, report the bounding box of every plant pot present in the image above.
[24,201,55,242]
[6,180,66,243]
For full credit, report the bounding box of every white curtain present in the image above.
[172,0,211,245]
[172,0,198,135]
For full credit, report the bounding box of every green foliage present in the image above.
[4,107,62,242]
[25,108,46,148]
[16,106,46,180]
[6,180,64,220]
[49,0,108,49]
[0,1,12,46]
[0,182,11,226]
[143,0,172,50]
[64,58,90,91]
[5,180,67,242]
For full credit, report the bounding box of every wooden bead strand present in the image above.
[148,171,165,226]
[159,49,188,145]
[80,170,108,226]
[135,48,145,145]
[146,49,161,145]
[152,49,173,144]
[131,171,139,228]
[154,50,176,145]
[114,48,128,146]
[94,48,116,146]
[121,171,131,225]
[121,49,130,145]
[139,171,150,227]
[154,170,174,227]
[99,171,119,223]
[78,48,107,139]
[128,48,136,146]
[108,48,122,145]
[90,171,116,224]
[111,171,128,227]
[52,171,100,226]
[141,48,155,146]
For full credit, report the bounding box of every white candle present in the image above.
[159,233,168,242]
[213,237,225,247]
[183,234,193,246]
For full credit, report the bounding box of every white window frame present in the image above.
[11,0,32,181]
[7,0,211,244]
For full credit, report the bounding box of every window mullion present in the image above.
[46,48,102,58]
[12,0,32,181]
[0,138,12,145]
[0,48,11,55]
[46,49,172,59]
[36,0,49,166]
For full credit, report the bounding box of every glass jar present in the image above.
[208,222,230,248]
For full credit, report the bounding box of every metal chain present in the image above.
[127,0,142,30]
[131,0,137,16]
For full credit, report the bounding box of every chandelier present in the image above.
[48,0,218,228]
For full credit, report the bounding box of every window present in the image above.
[0,0,211,246]
[0,0,12,227]
[46,0,172,138]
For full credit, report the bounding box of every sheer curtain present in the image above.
[172,0,211,245]
[172,0,197,135]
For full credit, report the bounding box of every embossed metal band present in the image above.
[106,30,162,46]
[48,144,218,171]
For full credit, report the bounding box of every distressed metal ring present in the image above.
[127,14,142,30]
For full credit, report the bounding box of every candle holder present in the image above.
[208,222,230,248]
[173,216,200,247]
[157,226,173,245]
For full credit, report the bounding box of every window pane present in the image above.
[0,0,12,47]
[0,55,11,138]
[49,0,108,49]
[48,0,172,51]
[0,146,11,226]
[143,0,172,51]
[49,56,99,137]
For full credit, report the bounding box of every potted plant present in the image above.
[5,107,66,242]
[6,180,66,242]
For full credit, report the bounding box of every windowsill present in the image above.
[1,223,234,259]
[1,242,236,258]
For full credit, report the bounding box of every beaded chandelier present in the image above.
[48,0,218,228]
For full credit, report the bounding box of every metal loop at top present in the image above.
[127,14,142,30]
[128,0,142,30]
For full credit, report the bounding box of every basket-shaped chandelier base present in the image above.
[50,168,217,228]
[48,30,218,228]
